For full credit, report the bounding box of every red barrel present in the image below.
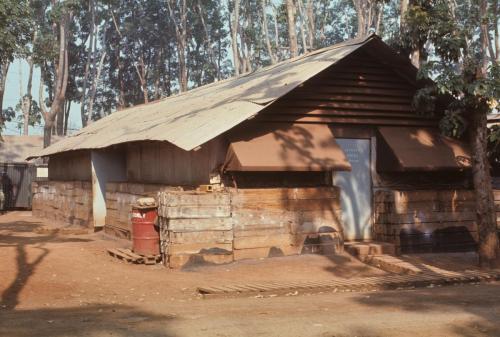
[131,205,160,256]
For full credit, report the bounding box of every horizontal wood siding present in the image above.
[258,50,436,126]
[158,191,234,269]
[373,189,478,253]
[157,187,343,268]
[48,151,91,181]
[104,182,179,238]
[126,137,227,186]
[231,187,343,260]
[32,181,93,227]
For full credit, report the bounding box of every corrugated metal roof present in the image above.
[32,34,378,159]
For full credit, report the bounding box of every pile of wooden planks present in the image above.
[107,248,161,264]
[158,191,233,269]
[32,181,93,227]
[373,189,477,253]
[231,187,343,261]
[156,187,343,268]
[104,182,180,238]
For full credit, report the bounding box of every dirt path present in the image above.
[1,211,500,337]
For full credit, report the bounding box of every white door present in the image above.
[333,139,372,240]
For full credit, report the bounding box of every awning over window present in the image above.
[377,126,472,172]
[224,123,352,172]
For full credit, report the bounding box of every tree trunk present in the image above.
[472,0,500,268]
[43,10,72,147]
[135,55,149,103]
[88,51,106,120]
[0,63,9,137]
[196,1,220,77]
[168,0,188,92]
[22,57,34,135]
[297,0,308,53]
[56,102,64,135]
[306,0,315,50]
[353,0,366,37]
[494,0,499,62]
[400,0,421,68]
[286,0,298,58]
[230,0,241,76]
[64,100,71,135]
[154,46,163,100]
[471,111,500,268]
[80,0,95,127]
[261,0,277,64]
[43,121,53,148]
[111,10,125,110]
[272,4,281,60]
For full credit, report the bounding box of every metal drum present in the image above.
[131,198,159,256]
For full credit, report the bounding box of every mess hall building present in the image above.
[30,35,478,267]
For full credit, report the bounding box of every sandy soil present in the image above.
[1,211,500,337]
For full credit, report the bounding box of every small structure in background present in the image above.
[0,135,55,210]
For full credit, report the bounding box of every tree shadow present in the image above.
[0,304,175,337]
[350,282,500,337]
[0,221,93,310]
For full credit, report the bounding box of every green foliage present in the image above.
[398,0,499,141]
[412,86,437,116]
[439,105,467,138]
[0,0,32,64]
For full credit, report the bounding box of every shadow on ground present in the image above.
[0,220,93,310]
[351,282,500,337]
[0,304,175,337]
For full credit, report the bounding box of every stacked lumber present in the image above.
[231,187,343,260]
[158,191,233,269]
[373,189,477,253]
[104,182,178,238]
[32,181,93,227]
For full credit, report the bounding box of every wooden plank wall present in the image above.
[158,191,233,269]
[231,187,342,260]
[105,182,180,238]
[373,189,478,253]
[157,187,342,268]
[258,50,436,127]
[48,151,92,181]
[126,137,227,186]
[32,181,93,227]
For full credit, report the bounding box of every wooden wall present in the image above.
[373,189,477,253]
[157,187,342,269]
[158,191,233,269]
[32,181,93,227]
[257,49,436,127]
[126,137,227,186]
[105,182,180,238]
[231,187,342,260]
[48,151,92,181]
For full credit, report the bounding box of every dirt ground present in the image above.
[1,211,500,337]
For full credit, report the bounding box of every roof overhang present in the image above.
[223,123,351,172]
[376,127,471,172]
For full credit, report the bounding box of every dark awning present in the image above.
[224,123,351,172]
[377,126,471,172]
